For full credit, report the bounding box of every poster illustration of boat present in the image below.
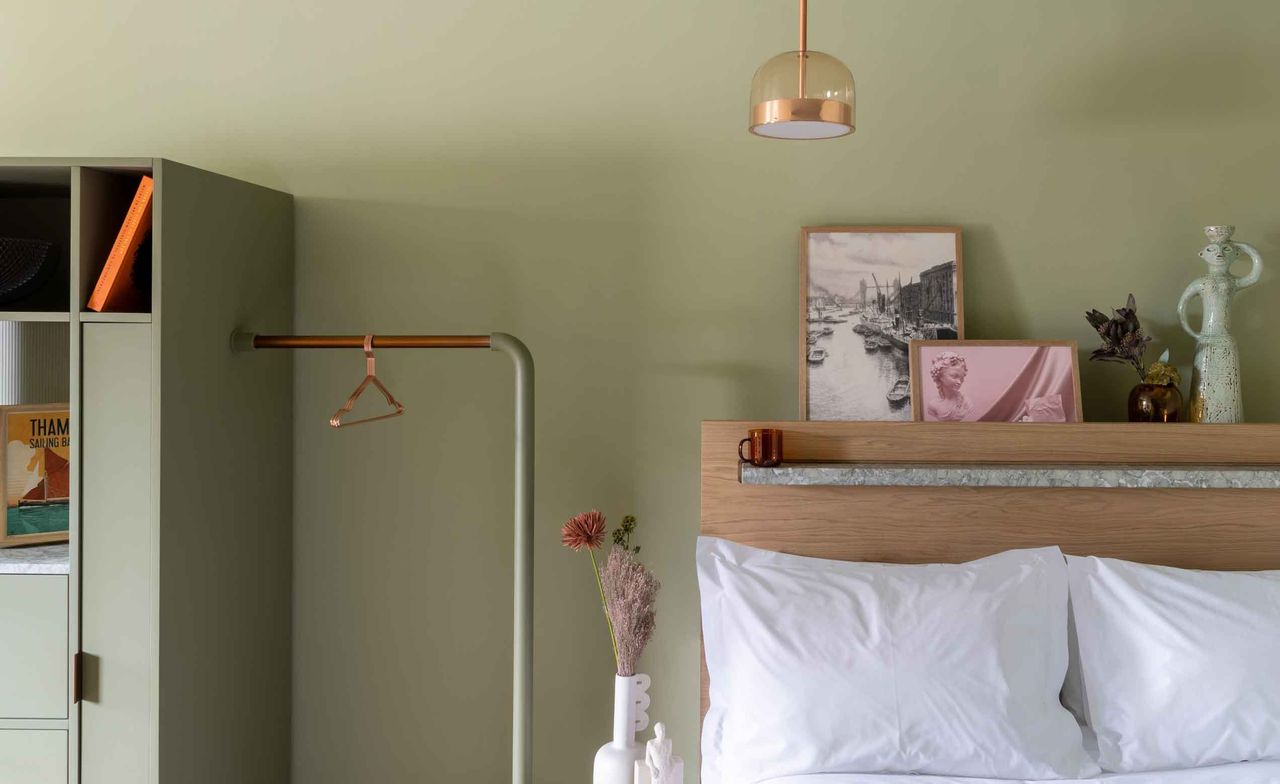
[2,404,70,547]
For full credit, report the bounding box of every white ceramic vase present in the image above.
[1178,226,1263,423]
[592,673,651,784]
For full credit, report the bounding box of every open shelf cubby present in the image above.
[77,165,153,316]
[0,320,70,407]
[0,168,72,313]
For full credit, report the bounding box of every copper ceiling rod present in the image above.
[799,0,808,51]
[798,0,808,97]
[244,334,492,350]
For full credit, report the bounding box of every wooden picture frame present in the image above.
[800,226,964,421]
[0,403,71,548]
[908,339,1083,423]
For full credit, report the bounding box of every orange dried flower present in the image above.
[561,510,607,552]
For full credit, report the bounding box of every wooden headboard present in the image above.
[699,420,1280,720]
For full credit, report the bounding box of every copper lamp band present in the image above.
[751,98,853,128]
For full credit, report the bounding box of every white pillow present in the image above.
[1067,555,1280,772]
[698,538,1097,783]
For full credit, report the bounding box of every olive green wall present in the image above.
[4,0,1279,781]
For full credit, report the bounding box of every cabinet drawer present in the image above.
[0,576,68,718]
[0,729,66,784]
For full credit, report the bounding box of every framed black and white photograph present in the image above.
[800,226,964,421]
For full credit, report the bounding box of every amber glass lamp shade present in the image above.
[749,50,855,139]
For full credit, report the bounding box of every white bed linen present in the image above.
[1066,555,1280,772]
[699,538,1097,782]
[763,759,1280,784]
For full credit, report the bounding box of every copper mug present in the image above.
[738,428,783,467]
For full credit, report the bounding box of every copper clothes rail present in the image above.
[248,334,493,349]
[232,331,534,784]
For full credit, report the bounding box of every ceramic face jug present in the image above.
[1177,226,1263,423]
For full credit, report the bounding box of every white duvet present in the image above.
[763,759,1280,784]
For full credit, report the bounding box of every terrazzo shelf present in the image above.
[0,542,70,574]
[740,463,1280,490]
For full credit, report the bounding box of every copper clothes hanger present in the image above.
[329,334,406,428]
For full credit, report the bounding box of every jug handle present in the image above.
[1232,242,1263,289]
[1177,283,1203,342]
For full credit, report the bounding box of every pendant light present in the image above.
[749,0,855,139]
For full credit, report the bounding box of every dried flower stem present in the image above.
[589,548,620,671]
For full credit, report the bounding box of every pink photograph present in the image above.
[909,340,1083,423]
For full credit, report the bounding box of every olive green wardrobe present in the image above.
[0,158,293,784]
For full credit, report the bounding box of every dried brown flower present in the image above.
[600,547,661,677]
[561,510,607,552]
[1085,293,1152,381]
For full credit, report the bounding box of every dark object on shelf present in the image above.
[1128,383,1183,422]
[130,234,152,295]
[0,237,56,305]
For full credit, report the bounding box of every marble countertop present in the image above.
[740,463,1280,490]
[0,543,70,575]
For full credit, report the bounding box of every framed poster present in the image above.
[800,226,964,420]
[0,404,71,547]
[909,340,1083,423]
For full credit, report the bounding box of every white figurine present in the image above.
[635,722,683,784]
[646,723,672,782]
[1178,225,1263,423]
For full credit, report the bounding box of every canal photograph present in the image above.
[800,227,964,420]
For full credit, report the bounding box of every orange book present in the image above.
[86,175,154,312]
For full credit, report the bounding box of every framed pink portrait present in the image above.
[908,340,1083,423]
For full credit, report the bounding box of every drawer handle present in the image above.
[73,652,100,703]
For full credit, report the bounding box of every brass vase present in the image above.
[1128,383,1183,423]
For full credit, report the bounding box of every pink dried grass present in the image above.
[600,547,661,677]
